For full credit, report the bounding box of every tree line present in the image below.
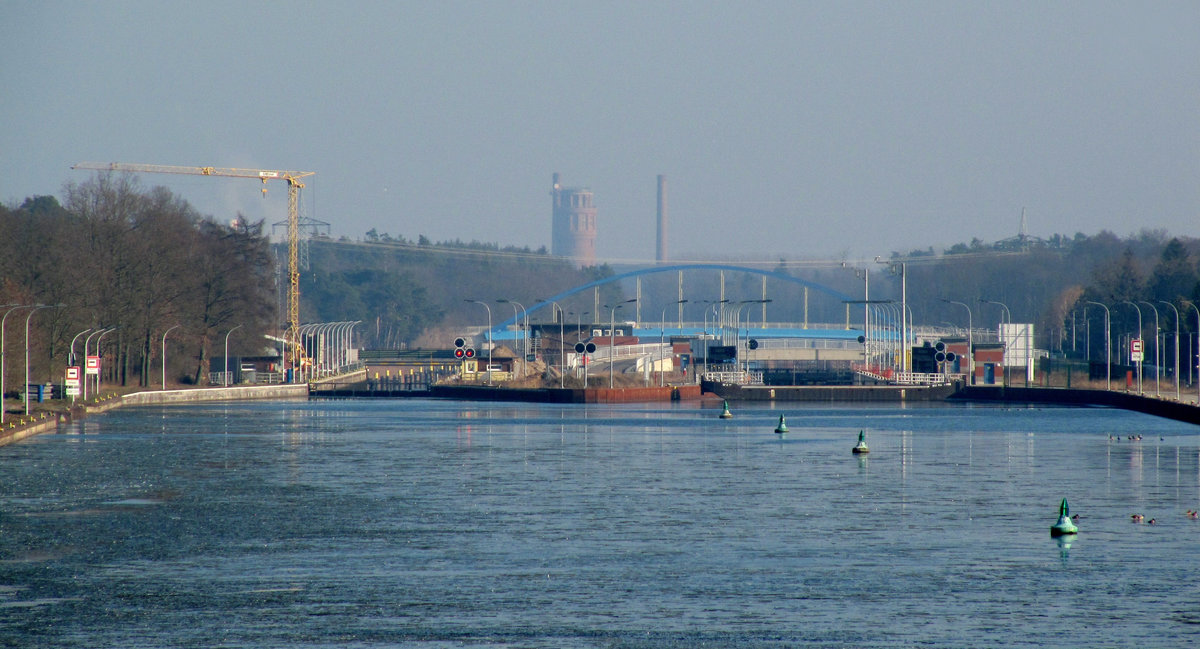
[298,239,621,349]
[891,229,1200,361]
[0,174,276,390]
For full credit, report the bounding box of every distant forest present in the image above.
[297,238,620,349]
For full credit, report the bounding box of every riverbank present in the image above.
[703,381,1200,427]
[955,385,1200,426]
[0,384,310,446]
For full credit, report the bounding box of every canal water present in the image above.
[2,399,1199,648]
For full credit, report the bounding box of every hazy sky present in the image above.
[3,1,1197,264]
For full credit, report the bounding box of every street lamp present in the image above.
[981,299,1011,386]
[334,321,360,374]
[466,300,493,385]
[735,300,770,374]
[1,304,35,424]
[81,328,105,401]
[878,302,903,374]
[93,327,117,397]
[1085,301,1111,390]
[702,300,728,378]
[1137,301,1160,397]
[66,327,92,404]
[573,310,590,388]
[497,299,527,380]
[1180,301,1200,403]
[851,267,870,368]
[70,328,93,367]
[311,323,328,377]
[295,323,315,382]
[660,299,688,387]
[1187,302,1200,403]
[1120,301,1143,394]
[876,259,908,372]
[223,324,243,387]
[540,299,566,389]
[23,305,61,415]
[1158,301,1180,400]
[941,299,973,382]
[606,298,636,388]
[162,324,181,390]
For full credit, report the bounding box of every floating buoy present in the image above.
[852,430,869,454]
[719,400,733,419]
[1050,498,1078,536]
[774,414,788,434]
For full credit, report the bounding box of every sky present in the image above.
[2,1,1198,264]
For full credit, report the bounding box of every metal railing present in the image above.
[702,370,764,385]
[855,368,964,386]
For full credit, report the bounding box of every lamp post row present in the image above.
[942,297,1200,400]
[1,304,64,423]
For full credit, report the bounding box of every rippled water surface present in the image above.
[2,398,1200,648]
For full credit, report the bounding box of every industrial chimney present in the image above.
[656,174,667,263]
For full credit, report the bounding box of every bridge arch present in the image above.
[491,263,857,330]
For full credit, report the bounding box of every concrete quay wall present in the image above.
[705,382,959,402]
[122,384,310,406]
[956,385,1200,426]
[0,413,65,447]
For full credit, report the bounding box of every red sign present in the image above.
[1131,338,1144,362]
[65,366,81,386]
[85,355,100,375]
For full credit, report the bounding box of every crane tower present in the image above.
[71,162,315,380]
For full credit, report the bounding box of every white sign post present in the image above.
[65,366,81,399]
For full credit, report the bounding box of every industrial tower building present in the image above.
[551,172,597,268]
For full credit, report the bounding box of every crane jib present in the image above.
[70,161,314,380]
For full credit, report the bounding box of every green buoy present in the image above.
[1050,498,1078,536]
[852,430,869,454]
[774,414,788,434]
[719,400,733,419]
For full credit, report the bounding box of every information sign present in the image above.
[1131,338,1144,363]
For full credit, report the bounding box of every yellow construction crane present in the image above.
[72,162,315,381]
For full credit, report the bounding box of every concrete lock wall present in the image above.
[122,384,310,406]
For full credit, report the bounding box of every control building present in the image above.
[551,172,597,268]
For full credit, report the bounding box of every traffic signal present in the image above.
[454,337,472,359]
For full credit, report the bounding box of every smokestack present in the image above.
[656,174,667,263]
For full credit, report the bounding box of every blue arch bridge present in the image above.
[455,264,950,387]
